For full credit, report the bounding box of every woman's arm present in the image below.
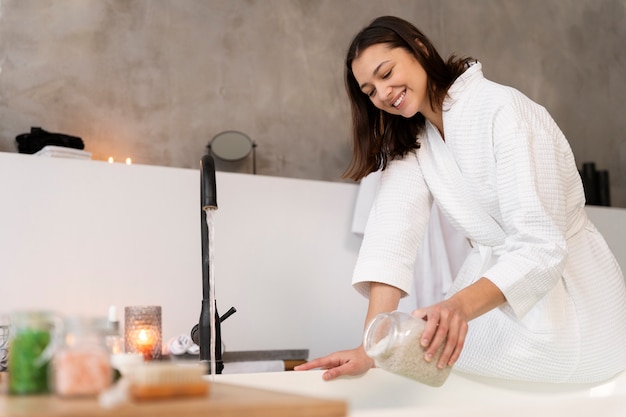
[297,154,431,380]
[365,282,403,329]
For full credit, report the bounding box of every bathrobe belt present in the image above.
[467,207,589,281]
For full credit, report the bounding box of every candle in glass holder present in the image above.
[124,306,162,360]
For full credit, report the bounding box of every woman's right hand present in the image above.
[293,345,374,380]
[296,282,400,380]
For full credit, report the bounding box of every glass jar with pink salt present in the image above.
[363,311,452,387]
[51,316,113,397]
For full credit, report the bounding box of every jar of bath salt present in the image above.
[51,316,112,397]
[363,311,452,387]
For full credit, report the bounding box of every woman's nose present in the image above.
[377,84,392,101]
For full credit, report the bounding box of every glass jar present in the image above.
[51,316,112,397]
[0,314,9,373]
[7,311,58,394]
[363,311,452,387]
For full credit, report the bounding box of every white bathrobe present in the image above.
[351,170,470,309]
[352,62,626,383]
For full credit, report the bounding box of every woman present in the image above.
[295,16,626,383]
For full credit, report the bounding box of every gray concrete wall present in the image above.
[0,0,624,206]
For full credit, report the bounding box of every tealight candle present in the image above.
[124,306,162,360]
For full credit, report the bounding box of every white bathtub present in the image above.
[215,368,626,416]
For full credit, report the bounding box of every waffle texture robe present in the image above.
[353,62,626,383]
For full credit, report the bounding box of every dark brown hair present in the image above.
[343,16,474,181]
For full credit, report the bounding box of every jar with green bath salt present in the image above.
[363,310,452,387]
[8,311,59,395]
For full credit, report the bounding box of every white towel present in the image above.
[34,145,92,160]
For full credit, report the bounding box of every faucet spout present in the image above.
[201,154,218,209]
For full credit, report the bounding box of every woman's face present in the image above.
[351,43,429,119]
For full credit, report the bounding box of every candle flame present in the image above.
[137,329,150,344]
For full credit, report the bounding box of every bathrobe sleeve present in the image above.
[481,95,570,318]
[352,151,433,298]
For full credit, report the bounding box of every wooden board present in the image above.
[0,382,347,417]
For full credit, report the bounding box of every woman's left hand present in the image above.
[412,299,469,369]
[413,277,506,369]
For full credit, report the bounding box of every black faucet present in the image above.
[191,154,236,373]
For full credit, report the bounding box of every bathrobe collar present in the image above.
[444,60,482,107]
[417,62,507,248]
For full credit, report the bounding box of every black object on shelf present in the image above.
[15,127,84,154]
[579,162,611,206]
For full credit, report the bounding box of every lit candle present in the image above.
[124,306,162,360]
[133,328,156,359]
[108,157,114,163]
[125,157,132,165]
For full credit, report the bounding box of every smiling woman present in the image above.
[295,15,626,386]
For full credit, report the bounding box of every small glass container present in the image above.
[0,314,9,373]
[363,311,452,387]
[51,316,112,397]
[8,311,58,395]
[124,306,162,360]
[104,305,124,356]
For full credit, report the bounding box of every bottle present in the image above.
[104,305,124,382]
[51,316,112,397]
[104,305,123,355]
[363,311,452,387]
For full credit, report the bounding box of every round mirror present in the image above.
[209,131,253,161]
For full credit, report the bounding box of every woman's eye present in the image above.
[382,70,392,79]
[367,89,376,98]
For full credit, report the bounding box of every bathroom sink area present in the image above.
[169,350,308,374]
[216,368,626,417]
[221,349,308,373]
[223,349,308,362]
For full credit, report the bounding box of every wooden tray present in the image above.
[0,381,347,417]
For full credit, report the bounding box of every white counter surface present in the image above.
[216,368,626,417]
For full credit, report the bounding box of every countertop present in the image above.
[0,375,346,417]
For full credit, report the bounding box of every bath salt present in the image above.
[373,323,450,387]
[52,316,113,397]
[53,349,112,396]
[364,311,452,387]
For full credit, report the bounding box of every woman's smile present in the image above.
[351,43,430,119]
[392,90,406,108]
